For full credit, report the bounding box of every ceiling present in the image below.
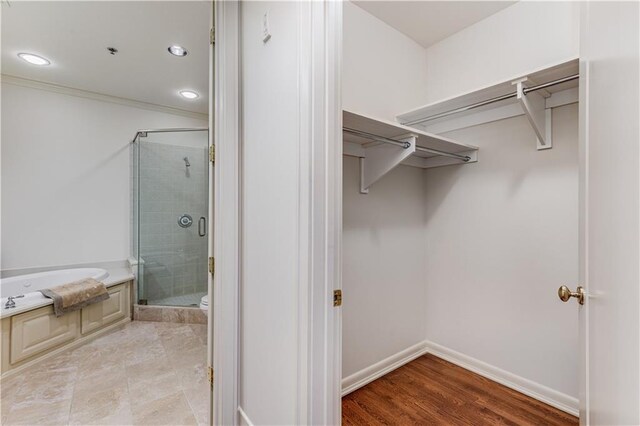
[1,1,210,114]
[353,1,516,48]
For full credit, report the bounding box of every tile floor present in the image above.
[0,321,208,425]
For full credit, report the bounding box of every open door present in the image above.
[576,2,640,424]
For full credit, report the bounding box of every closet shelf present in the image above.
[343,110,478,194]
[396,58,579,151]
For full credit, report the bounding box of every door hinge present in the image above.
[207,366,214,387]
[208,257,215,275]
[210,27,215,45]
[209,145,215,164]
[333,289,342,307]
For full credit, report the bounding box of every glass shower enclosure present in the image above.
[132,128,209,307]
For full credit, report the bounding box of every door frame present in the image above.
[211,1,241,424]
[302,2,343,423]
[211,1,343,424]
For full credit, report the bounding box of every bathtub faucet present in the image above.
[5,295,24,309]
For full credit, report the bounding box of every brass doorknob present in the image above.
[558,285,585,305]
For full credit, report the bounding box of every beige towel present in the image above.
[40,278,109,317]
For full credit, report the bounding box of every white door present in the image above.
[577,2,640,424]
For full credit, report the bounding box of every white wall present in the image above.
[423,1,580,104]
[423,104,579,398]
[341,1,432,381]
[239,2,300,424]
[0,81,206,270]
[342,156,427,378]
[416,1,581,401]
[343,1,428,121]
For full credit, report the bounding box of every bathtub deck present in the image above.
[0,321,208,425]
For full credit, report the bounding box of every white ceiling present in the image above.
[353,1,516,48]
[1,1,210,114]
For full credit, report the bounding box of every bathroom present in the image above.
[0,1,212,424]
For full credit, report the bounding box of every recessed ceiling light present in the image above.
[180,90,199,99]
[168,45,188,57]
[17,53,50,66]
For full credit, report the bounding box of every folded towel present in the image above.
[40,278,109,317]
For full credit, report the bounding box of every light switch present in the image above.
[262,11,271,43]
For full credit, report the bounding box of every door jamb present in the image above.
[298,1,343,424]
[211,1,241,424]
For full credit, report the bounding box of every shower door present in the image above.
[133,129,209,307]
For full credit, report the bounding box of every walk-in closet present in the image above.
[340,2,580,423]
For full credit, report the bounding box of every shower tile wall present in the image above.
[138,142,208,305]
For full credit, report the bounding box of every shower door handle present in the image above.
[199,217,207,237]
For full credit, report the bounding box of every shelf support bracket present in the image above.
[359,135,416,194]
[514,79,552,150]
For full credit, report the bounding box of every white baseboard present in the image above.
[341,341,429,396]
[340,339,578,417]
[238,407,253,426]
[423,340,579,417]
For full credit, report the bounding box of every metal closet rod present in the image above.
[343,127,471,162]
[402,73,580,126]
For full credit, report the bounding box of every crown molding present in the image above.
[1,74,208,121]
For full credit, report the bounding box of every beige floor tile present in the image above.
[128,370,182,408]
[166,344,206,368]
[36,349,82,372]
[0,375,25,418]
[1,321,206,426]
[75,367,128,394]
[11,371,76,411]
[132,391,198,426]
[124,356,173,382]
[164,335,203,352]
[154,323,195,340]
[188,324,208,345]
[183,385,210,425]
[69,383,131,425]
[125,341,166,366]
[176,360,208,391]
[4,399,71,425]
[77,354,126,384]
[69,401,133,426]
[70,341,104,357]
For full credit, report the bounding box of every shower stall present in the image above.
[132,128,209,307]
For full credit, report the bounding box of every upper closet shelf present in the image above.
[343,110,478,194]
[396,58,579,151]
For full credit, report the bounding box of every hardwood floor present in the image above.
[342,354,578,425]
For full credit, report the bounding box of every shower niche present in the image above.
[132,128,209,307]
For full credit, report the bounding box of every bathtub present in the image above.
[0,266,134,377]
[0,268,109,315]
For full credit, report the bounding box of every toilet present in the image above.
[200,295,208,317]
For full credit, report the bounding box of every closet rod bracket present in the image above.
[513,78,553,151]
[359,135,416,194]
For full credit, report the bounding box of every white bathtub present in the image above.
[0,268,109,314]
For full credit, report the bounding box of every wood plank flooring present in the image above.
[342,354,578,425]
